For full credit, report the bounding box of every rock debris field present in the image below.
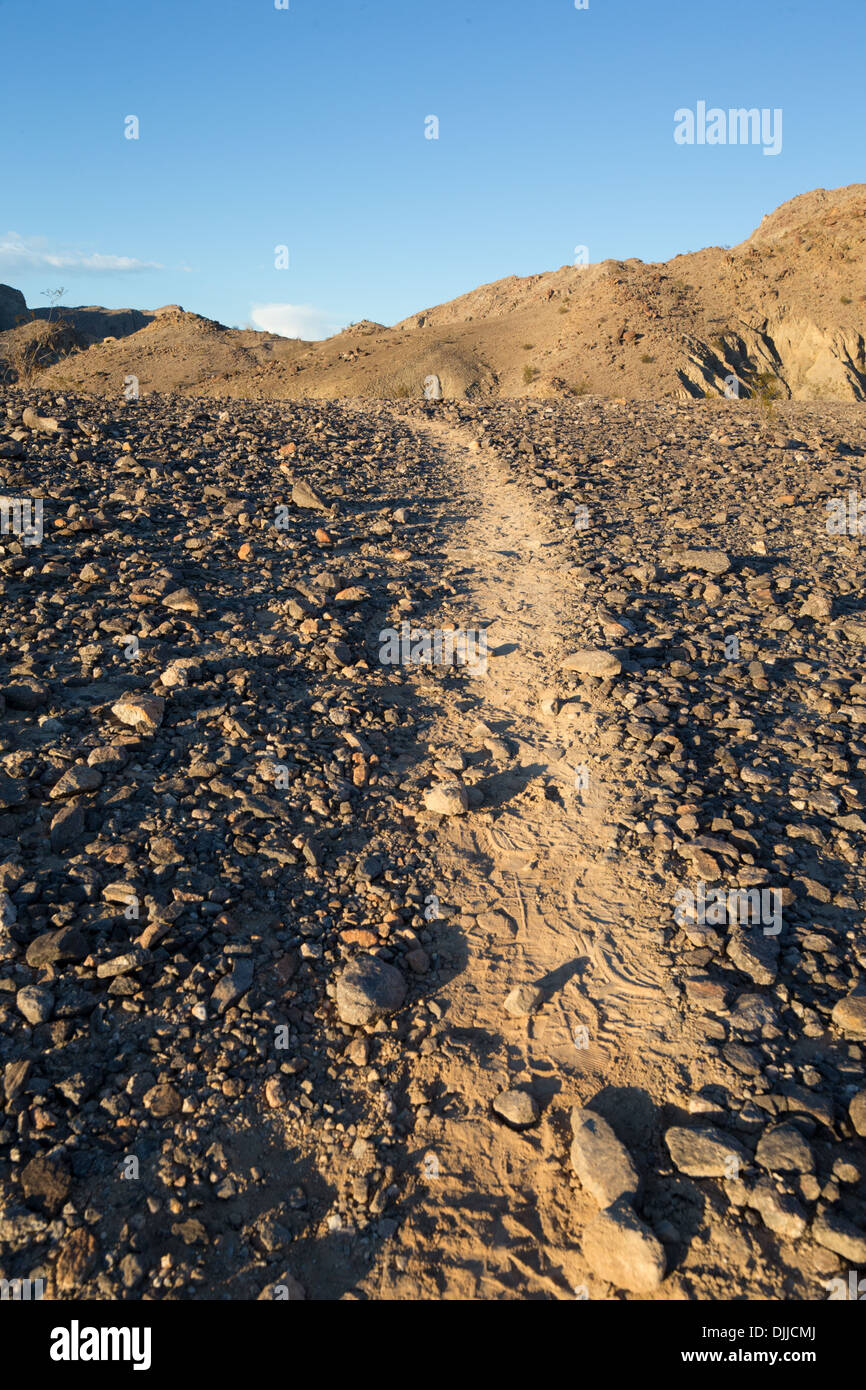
[1,383,866,1300]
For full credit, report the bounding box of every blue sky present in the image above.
[1,0,863,337]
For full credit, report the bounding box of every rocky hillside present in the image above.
[3,184,865,403]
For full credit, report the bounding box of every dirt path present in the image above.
[349,408,699,1300]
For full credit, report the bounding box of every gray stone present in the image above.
[25,925,87,968]
[22,406,61,434]
[665,1125,749,1178]
[0,889,16,929]
[799,591,832,620]
[811,1208,866,1263]
[748,1178,808,1240]
[849,1090,866,1138]
[678,547,731,575]
[292,479,328,510]
[492,1088,539,1129]
[755,1124,814,1174]
[49,763,103,799]
[3,676,49,710]
[423,781,469,816]
[581,1198,666,1292]
[16,984,54,1024]
[162,588,203,615]
[211,958,254,1014]
[832,986,866,1040]
[0,772,27,810]
[50,801,86,851]
[504,983,544,1017]
[561,649,622,677]
[96,949,146,978]
[570,1107,640,1207]
[335,955,406,1026]
[726,929,779,986]
[3,1058,32,1103]
[324,637,352,666]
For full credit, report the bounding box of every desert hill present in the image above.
[3,183,865,402]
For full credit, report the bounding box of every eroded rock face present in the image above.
[0,283,27,332]
[757,320,866,402]
[677,322,866,404]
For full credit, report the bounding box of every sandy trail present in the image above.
[353,408,688,1300]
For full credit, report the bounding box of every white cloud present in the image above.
[0,233,162,273]
[250,302,343,340]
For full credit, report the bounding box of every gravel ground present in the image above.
[1,386,865,1300]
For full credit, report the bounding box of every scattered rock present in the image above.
[335,955,407,1026]
[143,1083,183,1118]
[665,1125,749,1178]
[55,1227,99,1292]
[561,649,622,677]
[292,479,328,510]
[20,1154,71,1215]
[832,986,866,1040]
[747,1178,808,1240]
[755,1124,814,1174]
[677,547,731,575]
[492,1088,540,1129]
[570,1107,640,1206]
[16,984,54,1024]
[849,1090,866,1138]
[504,982,544,1017]
[423,781,469,815]
[49,763,103,799]
[4,676,49,710]
[111,693,165,733]
[211,958,254,1014]
[811,1208,866,1263]
[581,1198,666,1292]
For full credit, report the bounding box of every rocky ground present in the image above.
[1,384,865,1301]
